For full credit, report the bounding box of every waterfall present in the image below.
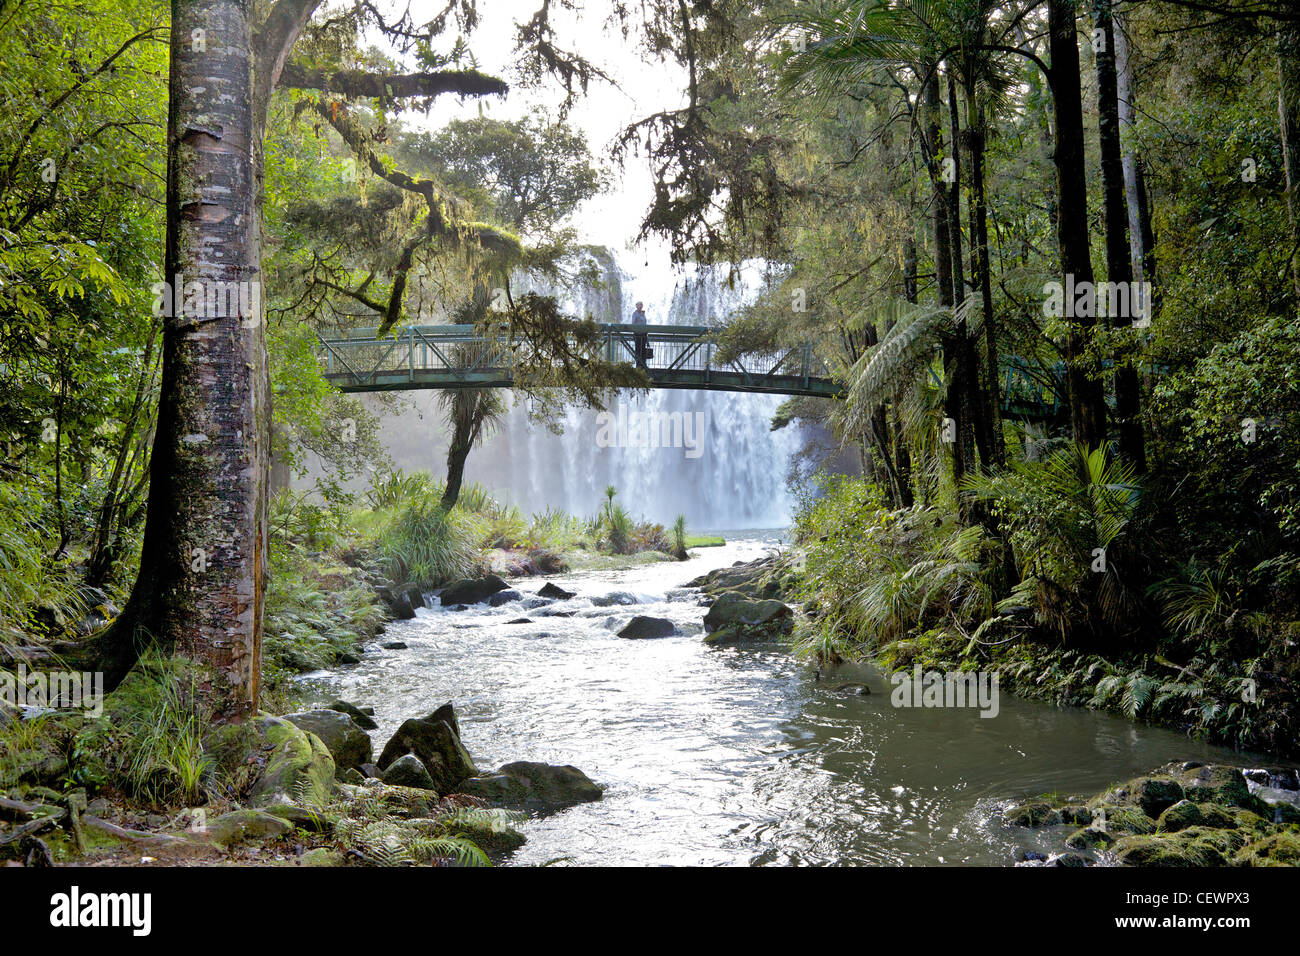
[358,248,803,530]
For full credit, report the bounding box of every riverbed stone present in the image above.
[459,761,602,814]
[1065,826,1113,850]
[327,700,378,731]
[702,592,793,642]
[402,584,426,610]
[439,575,509,606]
[1003,801,1062,828]
[382,754,437,791]
[284,709,373,775]
[688,556,786,600]
[376,585,416,620]
[488,589,523,607]
[376,709,476,793]
[537,582,575,600]
[617,616,677,639]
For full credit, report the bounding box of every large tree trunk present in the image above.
[92,0,266,721]
[1279,23,1300,304]
[1094,0,1147,471]
[1049,0,1106,450]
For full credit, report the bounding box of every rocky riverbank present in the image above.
[1001,762,1300,866]
[1,685,601,866]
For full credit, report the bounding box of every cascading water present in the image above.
[365,249,803,529]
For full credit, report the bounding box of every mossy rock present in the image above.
[1004,802,1063,828]
[1111,826,1245,867]
[201,809,294,847]
[297,847,345,867]
[1092,805,1157,835]
[1155,763,1256,809]
[459,761,603,814]
[205,715,336,809]
[1060,805,1093,826]
[1065,826,1113,850]
[702,591,793,641]
[263,803,338,832]
[1234,830,1300,867]
[1156,799,1205,833]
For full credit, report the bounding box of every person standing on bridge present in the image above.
[631,301,649,370]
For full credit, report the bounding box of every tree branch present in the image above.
[279,65,508,100]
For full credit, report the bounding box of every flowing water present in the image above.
[308,535,1254,867]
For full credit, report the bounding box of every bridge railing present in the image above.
[315,323,835,393]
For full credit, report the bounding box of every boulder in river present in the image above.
[382,754,437,791]
[381,641,408,650]
[402,583,426,610]
[327,699,378,730]
[283,709,373,775]
[376,704,477,793]
[488,589,523,607]
[617,616,677,640]
[688,555,788,600]
[375,585,416,620]
[702,592,794,643]
[537,582,575,600]
[459,761,603,814]
[440,574,509,606]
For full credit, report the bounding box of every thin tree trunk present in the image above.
[441,423,473,512]
[1113,10,1145,284]
[965,92,1004,468]
[1049,0,1106,450]
[946,68,982,482]
[1279,23,1300,303]
[1095,0,1146,471]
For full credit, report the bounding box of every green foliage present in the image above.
[378,499,481,588]
[792,475,999,662]
[671,515,688,559]
[78,652,213,807]
[964,445,1141,640]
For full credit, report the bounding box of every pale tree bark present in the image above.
[97,0,267,720]
[1113,11,1145,286]
[1094,0,1146,472]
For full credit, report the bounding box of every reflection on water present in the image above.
[309,535,1253,866]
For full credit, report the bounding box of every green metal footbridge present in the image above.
[314,323,1064,418]
[315,323,843,398]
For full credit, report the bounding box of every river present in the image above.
[308,535,1253,866]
